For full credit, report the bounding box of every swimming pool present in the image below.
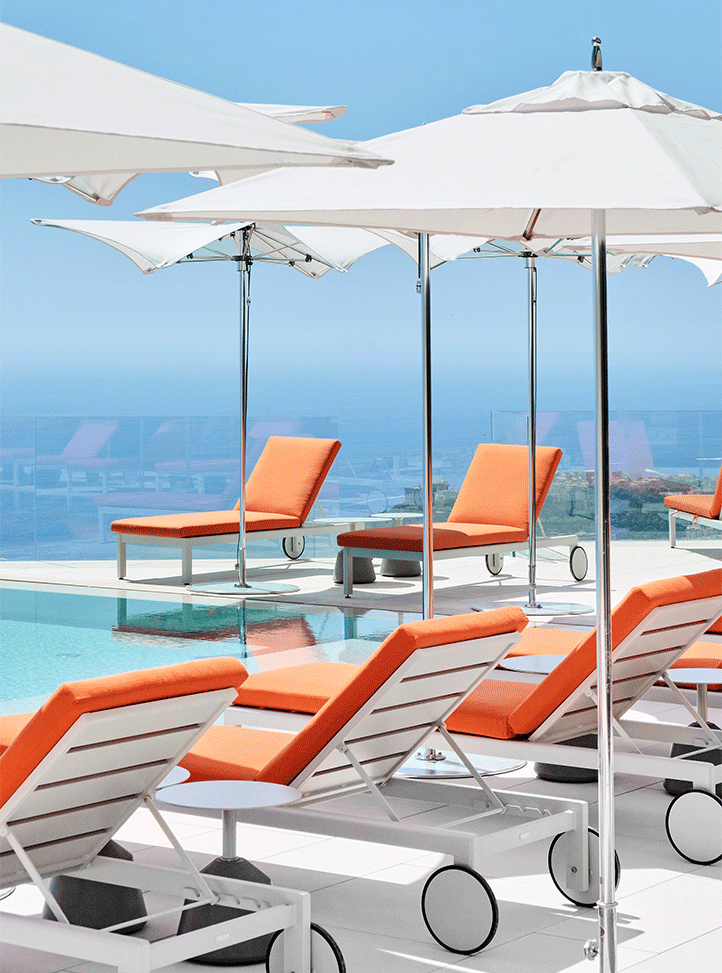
[0,582,419,715]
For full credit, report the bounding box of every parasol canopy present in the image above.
[0,23,390,205]
[138,67,721,237]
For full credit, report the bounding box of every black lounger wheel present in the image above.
[421,864,498,954]
[569,545,588,581]
[548,828,620,908]
[265,922,346,972]
[485,552,504,576]
[282,535,305,560]
[665,789,722,865]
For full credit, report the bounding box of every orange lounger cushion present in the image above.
[181,726,296,782]
[447,443,562,530]
[664,464,722,520]
[112,509,300,538]
[183,607,529,785]
[111,436,342,540]
[0,657,248,807]
[336,443,561,561]
[0,713,33,756]
[245,436,341,523]
[670,640,722,691]
[663,494,720,519]
[504,627,583,657]
[336,522,528,552]
[445,680,537,738]
[234,661,358,711]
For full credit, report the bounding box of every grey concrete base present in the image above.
[664,722,722,797]
[333,552,376,584]
[177,856,272,965]
[534,734,599,783]
[381,558,421,577]
[42,840,147,933]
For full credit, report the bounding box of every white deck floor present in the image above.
[1,537,720,972]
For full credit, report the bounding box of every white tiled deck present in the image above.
[1,537,720,972]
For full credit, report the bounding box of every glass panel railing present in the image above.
[491,410,722,541]
[1,411,719,560]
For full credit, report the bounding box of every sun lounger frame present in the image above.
[669,509,722,547]
[116,518,342,586]
[340,532,580,596]
[172,623,599,912]
[0,687,312,973]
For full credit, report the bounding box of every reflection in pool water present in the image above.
[0,583,419,714]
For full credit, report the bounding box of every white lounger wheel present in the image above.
[282,535,305,560]
[265,922,346,972]
[548,828,620,908]
[485,552,504,576]
[569,545,588,581]
[665,789,722,865]
[421,864,499,954]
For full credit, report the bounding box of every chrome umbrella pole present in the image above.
[401,234,444,773]
[525,253,540,609]
[189,226,299,595]
[589,207,618,973]
[419,231,434,621]
[400,233,527,779]
[236,227,252,588]
[479,248,591,616]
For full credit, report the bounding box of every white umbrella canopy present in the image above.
[42,104,350,208]
[138,50,722,973]
[139,68,721,235]
[528,234,722,284]
[30,219,375,278]
[0,23,390,205]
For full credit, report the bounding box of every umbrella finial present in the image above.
[591,37,603,71]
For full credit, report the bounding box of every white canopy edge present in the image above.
[533,234,722,284]
[31,219,482,277]
[30,219,250,273]
[40,105,348,204]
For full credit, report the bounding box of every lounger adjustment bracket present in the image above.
[337,743,401,822]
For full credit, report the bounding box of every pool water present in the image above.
[0,583,419,715]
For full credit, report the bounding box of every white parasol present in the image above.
[0,23,390,205]
[31,218,462,593]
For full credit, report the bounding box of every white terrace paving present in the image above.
[1,537,720,972]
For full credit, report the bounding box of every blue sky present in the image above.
[1,0,720,424]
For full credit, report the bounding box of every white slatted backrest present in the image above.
[532,593,722,744]
[0,687,235,886]
[292,629,522,798]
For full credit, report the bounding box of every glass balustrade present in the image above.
[1,410,719,561]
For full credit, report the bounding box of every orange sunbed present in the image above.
[0,658,324,972]
[335,443,586,597]
[111,435,341,583]
[161,608,612,953]
[665,463,722,547]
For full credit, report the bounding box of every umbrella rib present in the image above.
[522,209,542,240]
